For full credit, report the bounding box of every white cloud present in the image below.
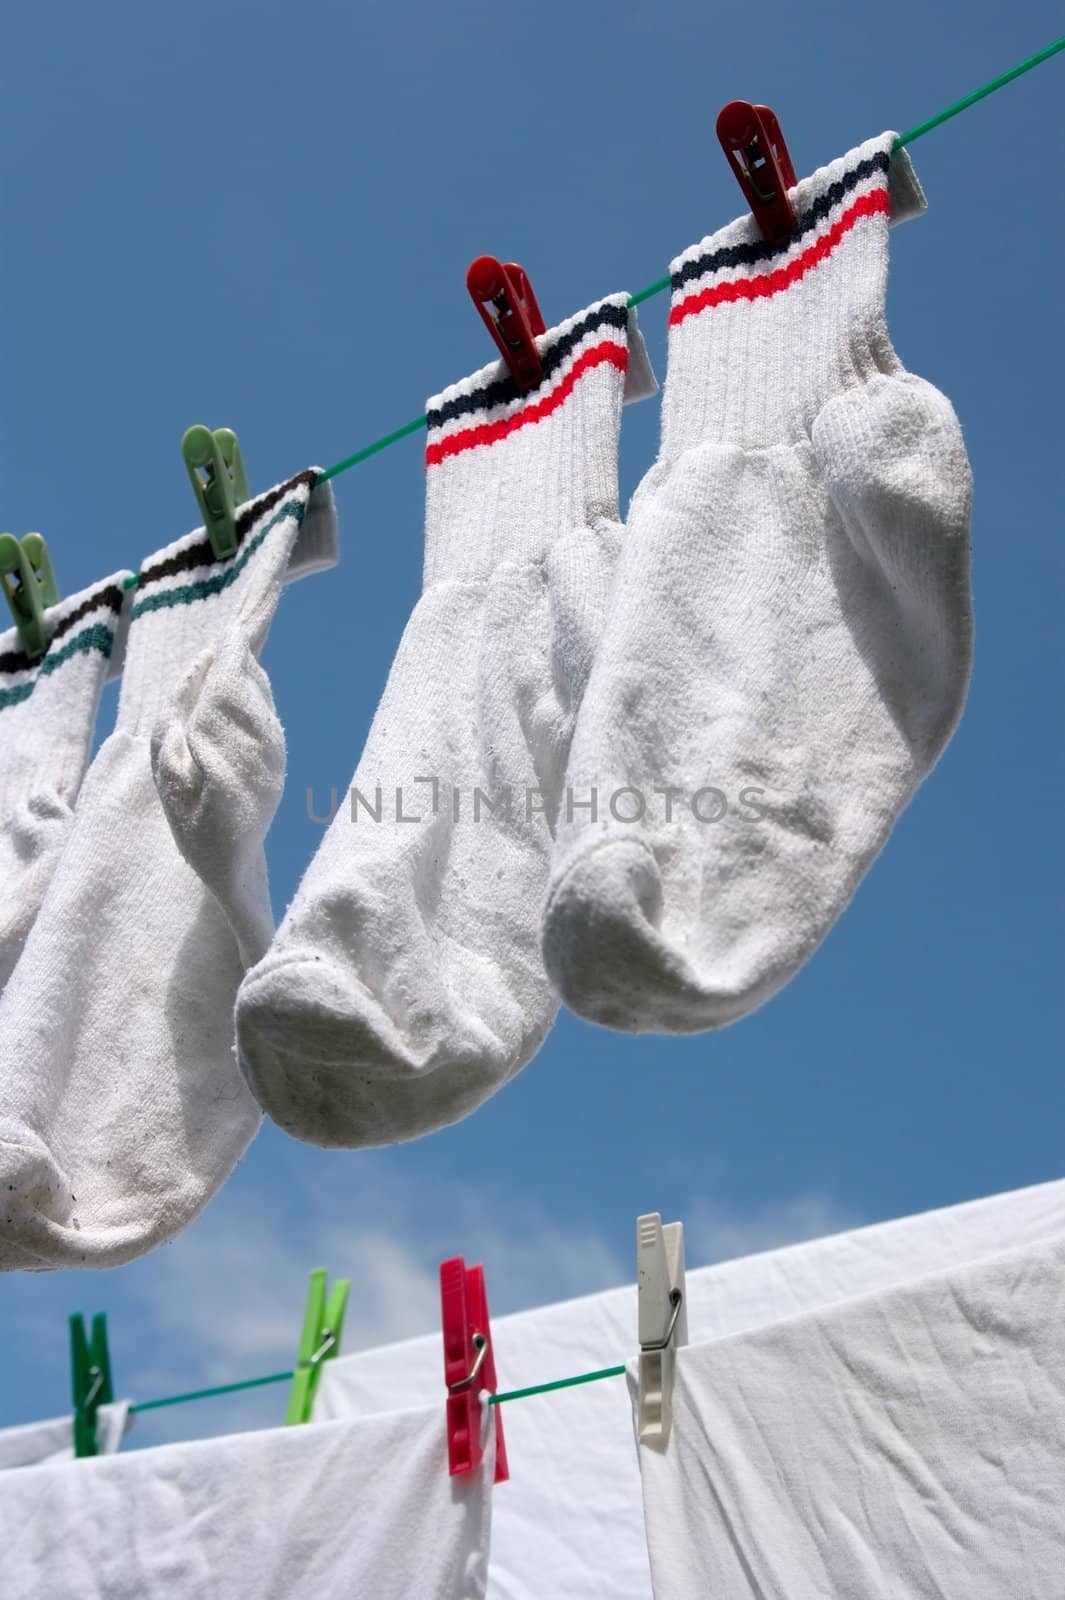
[100,1139,861,1452]
[128,1222,312,1383]
[686,1193,865,1268]
[120,1150,630,1416]
[126,1163,859,1391]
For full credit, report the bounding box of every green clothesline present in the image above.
[316,32,1065,485]
[128,1362,629,1416]
[115,33,1062,1428]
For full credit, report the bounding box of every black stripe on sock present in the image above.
[138,469,318,594]
[0,581,125,677]
[671,151,891,292]
[427,302,629,430]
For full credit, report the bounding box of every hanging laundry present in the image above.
[0,474,338,1271]
[630,1231,1065,1598]
[543,133,974,1031]
[235,297,655,1148]
[315,1179,1065,1600]
[0,1402,130,1469]
[0,573,132,991]
[150,479,337,972]
[0,1402,494,1600]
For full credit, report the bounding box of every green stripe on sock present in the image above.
[0,680,33,709]
[131,496,304,621]
[0,623,115,710]
[1,492,306,709]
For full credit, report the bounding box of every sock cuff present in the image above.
[0,572,131,713]
[660,133,926,453]
[285,478,340,585]
[0,571,132,799]
[422,295,643,587]
[117,470,318,732]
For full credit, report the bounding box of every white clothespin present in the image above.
[636,1212,687,1448]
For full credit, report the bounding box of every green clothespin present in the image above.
[70,1312,114,1459]
[0,533,50,659]
[182,425,251,561]
[21,533,60,608]
[285,1268,351,1426]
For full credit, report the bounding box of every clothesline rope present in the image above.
[127,1361,628,1417]
[106,33,1061,1432]
[316,33,1064,486]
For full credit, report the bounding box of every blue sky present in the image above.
[0,2,1062,1448]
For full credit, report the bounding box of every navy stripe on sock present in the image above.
[671,151,891,291]
[137,469,317,594]
[0,581,125,678]
[427,302,629,431]
[0,623,116,709]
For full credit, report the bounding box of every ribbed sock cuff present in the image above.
[0,571,131,799]
[0,573,129,708]
[660,133,926,454]
[286,478,340,584]
[117,470,317,732]
[422,295,641,586]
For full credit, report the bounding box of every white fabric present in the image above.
[237,300,652,1150]
[0,1401,130,1468]
[543,134,974,1034]
[0,473,336,1270]
[151,480,340,972]
[0,573,132,991]
[0,1402,493,1600]
[318,1178,1065,1600]
[632,1233,1065,1598]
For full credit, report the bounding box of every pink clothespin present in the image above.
[440,1256,509,1482]
[716,101,799,244]
[466,256,547,392]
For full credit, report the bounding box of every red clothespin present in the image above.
[466,256,546,392]
[716,101,798,244]
[441,1256,509,1483]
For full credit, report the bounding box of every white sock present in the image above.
[236,297,652,1147]
[0,573,132,991]
[151,481,339,969]
[0,471,331,1269]
[544,135,973,1031]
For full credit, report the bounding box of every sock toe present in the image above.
[543,839,753,1033]
[0,1127,77,1268]
[235,953,529,1148]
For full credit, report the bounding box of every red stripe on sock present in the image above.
[669,188,890,328]
[426,341,628,467]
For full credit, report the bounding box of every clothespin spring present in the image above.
[80,1368,106,1411]
[448,1332,488,1393]
[640,1288,683,1354]
[307,1329,337,1368]
[285,1269,351,1427]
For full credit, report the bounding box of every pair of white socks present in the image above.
[233,132,971,1151]
[543,131,973,1029]
[235,296,654,1145]
[0,474,337,1269]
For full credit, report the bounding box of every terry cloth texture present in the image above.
[544,134,973,1033]
[0,473,336,1269]
[0,574,131,990]
[236,300,653,1147]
